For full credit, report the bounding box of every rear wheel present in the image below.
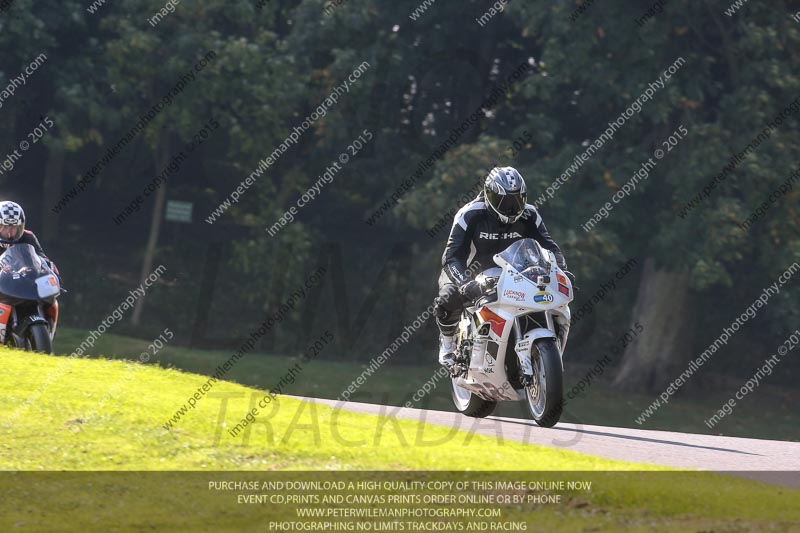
[450,313,497,418]
[524,339,563,427]
[451,378,497,418]
[26,323,52,354]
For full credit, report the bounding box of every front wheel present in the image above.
[26,323,53,354]
[451,378,496,418]
[524,339,563,427]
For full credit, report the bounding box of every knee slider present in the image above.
[433,297,449,320]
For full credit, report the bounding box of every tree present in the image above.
[512,0,800,392]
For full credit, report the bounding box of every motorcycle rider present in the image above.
[0,201,51,258]
[0,200,60,277]
[435,167,573,371]
[0,200,62,342]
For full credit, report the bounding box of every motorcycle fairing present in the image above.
[0,244,60,304]
[456,304,525,402]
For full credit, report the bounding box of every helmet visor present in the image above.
[486,189,526,218]
[0,223,23,243]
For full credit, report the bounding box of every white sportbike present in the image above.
[450,239,574,427]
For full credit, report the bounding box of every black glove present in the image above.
[564,270,578,290]
[459,279,484,302]
[554,252,567,271]
[44,259,65,289]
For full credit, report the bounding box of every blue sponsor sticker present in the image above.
[533,291,554,303]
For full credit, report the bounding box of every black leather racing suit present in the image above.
[434,196,566,335]
[0,230,47,256]
[0,230,60,279]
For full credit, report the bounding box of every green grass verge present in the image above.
[1,344,659,471]
[0,345,798,531]
[53,327,800,441]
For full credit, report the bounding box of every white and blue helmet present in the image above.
[484,167,527,224]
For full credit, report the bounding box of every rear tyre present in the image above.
[26,323,53,354]
[451,378,497,418]
[524,339,563,427]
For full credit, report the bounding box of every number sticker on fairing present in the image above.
[533,291,554,303]
[35,275,60,298]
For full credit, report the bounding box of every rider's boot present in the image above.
[438,333,458,369]
[437,317,461,375]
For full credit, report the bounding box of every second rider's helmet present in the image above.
[0,201,25,245]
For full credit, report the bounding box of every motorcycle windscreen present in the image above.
[0,244,49,301]
[497,239,551,283]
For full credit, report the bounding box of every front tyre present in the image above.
[451,378,496,418]
[525,339,563,427]
[26,323,53,354]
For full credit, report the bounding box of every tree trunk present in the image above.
[131,141,169,326]
[612,257,694,393]
[189,242,224,347]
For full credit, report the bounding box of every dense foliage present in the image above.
[1,0,797,392]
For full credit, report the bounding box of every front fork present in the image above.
[513,313,569,385]
[512,319,533,385]
[7,304,53,346]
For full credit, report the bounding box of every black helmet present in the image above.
[484,167,527,224]
[0,201,25,244]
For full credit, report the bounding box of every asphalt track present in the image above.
[294,396,800,488]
